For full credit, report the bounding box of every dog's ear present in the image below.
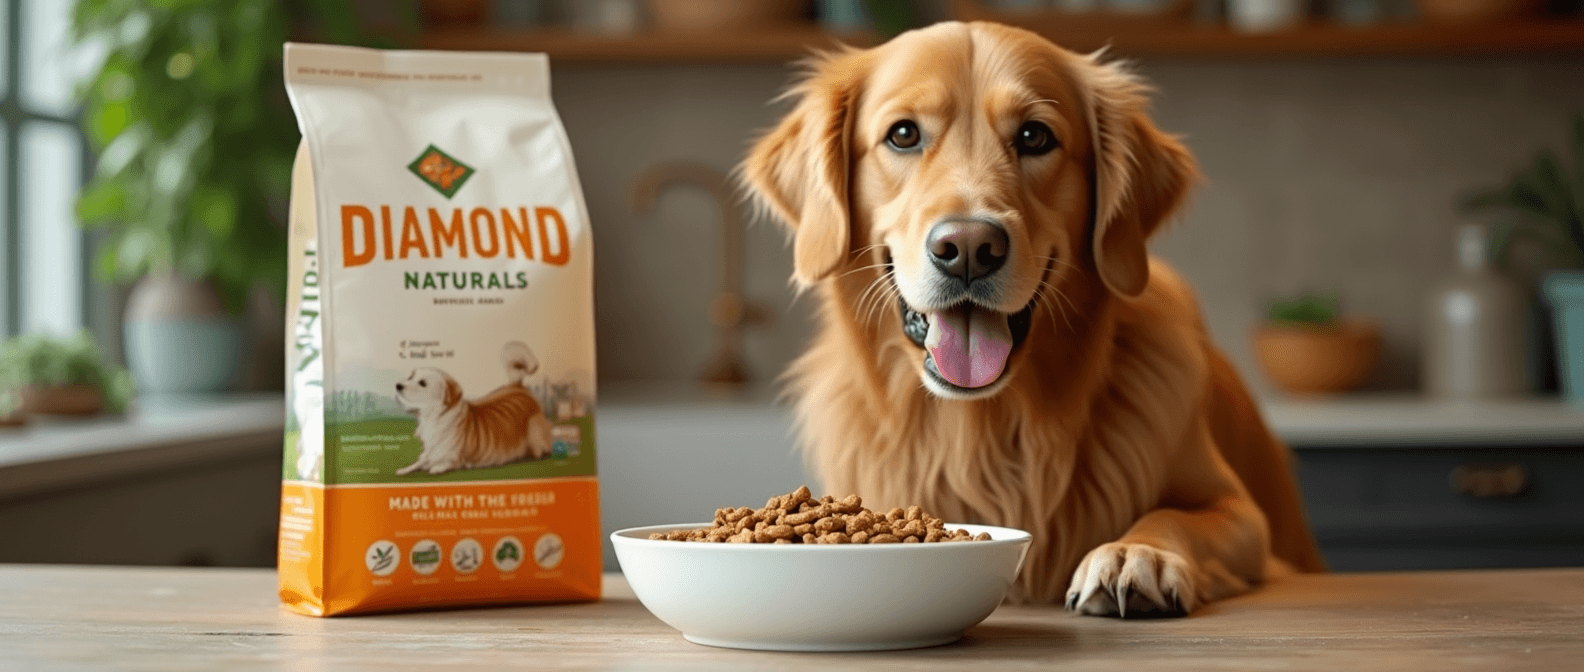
[742,49,867,287]
[442,375,462,408]
[1078,55,1199,299]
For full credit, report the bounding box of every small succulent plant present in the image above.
[0,331,133,413]
[1267,293,1340,325]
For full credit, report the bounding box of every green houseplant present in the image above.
[0,331,134,416]
[71,0,379,393]
[1464,113,1584,399]
[1252,293,1380,395]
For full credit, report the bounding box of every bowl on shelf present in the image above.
[1415,0,1544,25]
[612,522,1032,651]
[1253,319,1380,395]
[418,0,488,27]
[644,0,809,33]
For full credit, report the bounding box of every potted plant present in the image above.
[0,389,25,427]
[70,0,379,394]
[0,331,134,417]
[1464,113,1584,400]
[1252,293,1380,395]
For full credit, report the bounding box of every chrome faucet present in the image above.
[630,162,770,386]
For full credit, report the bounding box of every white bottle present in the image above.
[1422,223,1530,398]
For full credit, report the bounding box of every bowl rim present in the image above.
[611,522,1032,550]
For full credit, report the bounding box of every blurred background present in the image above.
[0,0,1581,573]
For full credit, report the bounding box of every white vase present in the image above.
[1422,224,1530,399]
[1227,0,1305,32]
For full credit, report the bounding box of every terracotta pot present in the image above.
[19,384,104,416]
[1253,320,1380,395]
[1414,0,1543,25]
[644,0,808,33]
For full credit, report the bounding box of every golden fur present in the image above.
[742,22,1324,615]
[396,341,553,475]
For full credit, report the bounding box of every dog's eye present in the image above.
[885,121,922,151]
[419,380,427,387]
[1016,121,1058,156]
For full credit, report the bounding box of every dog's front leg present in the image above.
[1066,427,1270,618]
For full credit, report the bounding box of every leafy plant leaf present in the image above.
[72,0,399,314]
[1464,112,1584,269]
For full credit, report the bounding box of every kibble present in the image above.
[647,486,992,544]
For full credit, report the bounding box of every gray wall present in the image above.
[554,57,1584,393]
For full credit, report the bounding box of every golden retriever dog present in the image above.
[395,341,554,475]
[742,21,1325,616]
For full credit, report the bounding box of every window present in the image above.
[1,0,99,338]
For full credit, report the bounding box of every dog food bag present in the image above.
[279,43,599,616]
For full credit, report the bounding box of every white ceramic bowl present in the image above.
[611,522,1032,651]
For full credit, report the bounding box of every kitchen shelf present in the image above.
[417,26,879,63]
[950,0,1584,57]
[417,13,1584,63]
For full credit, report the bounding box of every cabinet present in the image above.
[1294,445,1584,571]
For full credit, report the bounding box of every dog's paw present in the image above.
[1065,542,1196,618]
[395,463,421,476]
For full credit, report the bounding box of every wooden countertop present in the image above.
[4,566,1581,670]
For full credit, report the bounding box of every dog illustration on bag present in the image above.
[395,341,555,475]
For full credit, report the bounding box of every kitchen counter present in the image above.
[4,565,1580,670]
[603,382,1584,448]
[0,394,283,502]
[1263,394,1584,447]
[4,387,1580,571]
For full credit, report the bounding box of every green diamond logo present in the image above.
[407,144,474,199]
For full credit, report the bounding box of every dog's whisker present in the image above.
[1032,290,1064,336]
[856,269,891,313]
[853,269,897,328]
[870,276,903,328]
[1039,283,1078,328]
[1037,279,1072,311]
[878,283,904,327]
[869,275,902,328]
[1035,255,1081,275]
[1035,279,1076,332]
[837,261,894,280]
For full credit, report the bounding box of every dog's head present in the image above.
[395,368,463,413]
[743,21,1197,400]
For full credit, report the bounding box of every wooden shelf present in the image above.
[952,0,1584,57]
[418,26,880,63]
[416,11,1584,62]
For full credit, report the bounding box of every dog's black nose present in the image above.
[927,220,1008,282]
[396,382,405,392]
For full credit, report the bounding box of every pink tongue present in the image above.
[925,305,1013,389]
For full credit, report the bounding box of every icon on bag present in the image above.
[365,539,399,576]
[534,533,565,570]
[408,144,475,198]
[452,538,483,574]
[493,536,524,572]
[409,539,442,575]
